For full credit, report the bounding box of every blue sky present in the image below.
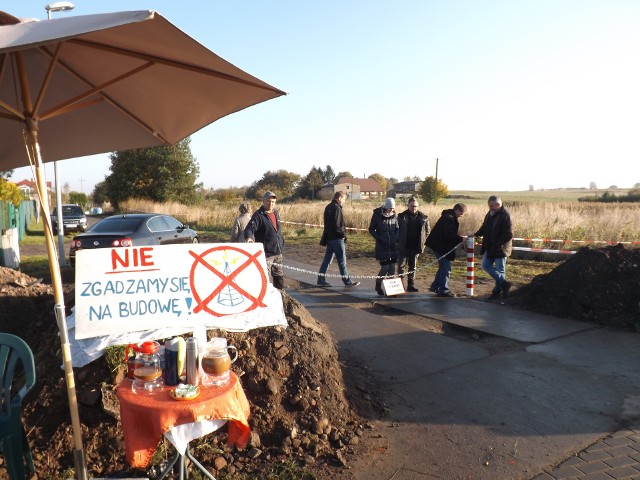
[8,1,640,194]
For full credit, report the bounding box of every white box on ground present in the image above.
[382,277,405,296]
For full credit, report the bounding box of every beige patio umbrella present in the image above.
[0,9,284,479]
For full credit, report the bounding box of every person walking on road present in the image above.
[474,195,513,300]
[397,197,430,292]
[369,197,400,296]
[317,191,361,287]
[230,201,251,242]
[425,203,467,297]
[244,191,286,289]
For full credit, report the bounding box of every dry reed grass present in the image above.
[121,197,640,244]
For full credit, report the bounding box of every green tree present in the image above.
[336,171,353,180]
[105,138,201,210]
[245,169,301,200]
[91,181,109,205]
[296,166,325,199]
[68,191,88,208]
[0,179,23,207]
[368,173,387,192]
[419,176,448,204]
[322,165,336,184]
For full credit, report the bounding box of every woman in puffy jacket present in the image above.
[368,197,399,295]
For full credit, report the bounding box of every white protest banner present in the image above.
[74,243,287,339]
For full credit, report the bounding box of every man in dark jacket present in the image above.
[397,197,430,292]
[425,203,467,297]
[244,191,286,289]
[317,191,360,287]
[475,195,513,300]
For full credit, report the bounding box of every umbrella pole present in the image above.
[21,110,89,480]
[15,49,88,479]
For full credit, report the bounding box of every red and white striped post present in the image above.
[466,235,475,296]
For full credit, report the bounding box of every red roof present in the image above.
[336,177,383,192]
[15,179,53,190]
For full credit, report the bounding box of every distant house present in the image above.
[335,177,384,200]
[393,180,422,198]
[15,178,53,200]
[318,182,361,200]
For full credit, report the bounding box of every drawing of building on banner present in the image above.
[217,261,245,307]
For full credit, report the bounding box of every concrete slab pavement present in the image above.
[284,259,640,480]
[286,259,597,343]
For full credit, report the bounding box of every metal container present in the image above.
[186,337,199,386]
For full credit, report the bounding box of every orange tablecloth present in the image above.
[117,373,250,468]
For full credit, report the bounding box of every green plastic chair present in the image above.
[0,333,36,479]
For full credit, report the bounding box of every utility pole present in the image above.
[79,177,84,193]
[434,158,439,205]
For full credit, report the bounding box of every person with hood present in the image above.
[230,201,251,242]
[244,191,286,289]
[425,203,467,297]
[317,191,361,287]
[397,197,430,292]
[474,195,513,300]
[368,197,400,295]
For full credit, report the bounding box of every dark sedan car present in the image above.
[70,213,198,266]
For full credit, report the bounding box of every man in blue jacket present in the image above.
[245,191,286,289]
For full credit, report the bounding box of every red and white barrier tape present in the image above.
[513,237,640,246]
[281,220,638,248]
[281,220,368,232]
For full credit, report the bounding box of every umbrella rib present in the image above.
[38,61,154,121]
[70,38,286,95]
[34,46,172,143]
[0,99,23,120]
[32,43,63,117]
[0,54,24,120]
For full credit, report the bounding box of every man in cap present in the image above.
[245,191,286,289]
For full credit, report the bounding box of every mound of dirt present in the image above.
[508,244,640,331]
[0,266,371,479]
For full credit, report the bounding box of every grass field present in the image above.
[120,190,640,246]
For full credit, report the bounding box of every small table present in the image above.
[117,373,250,477]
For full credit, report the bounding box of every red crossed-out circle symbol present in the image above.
[189,246,267,317]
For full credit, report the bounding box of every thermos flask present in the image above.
[186,337,199,386]
[164,337,180,386]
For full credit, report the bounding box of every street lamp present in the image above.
[45,2,75,267]
[46,1,75,19]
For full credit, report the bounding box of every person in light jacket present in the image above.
[368,197,399,296]
[230,202,251,242]
[397,197,430,292]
